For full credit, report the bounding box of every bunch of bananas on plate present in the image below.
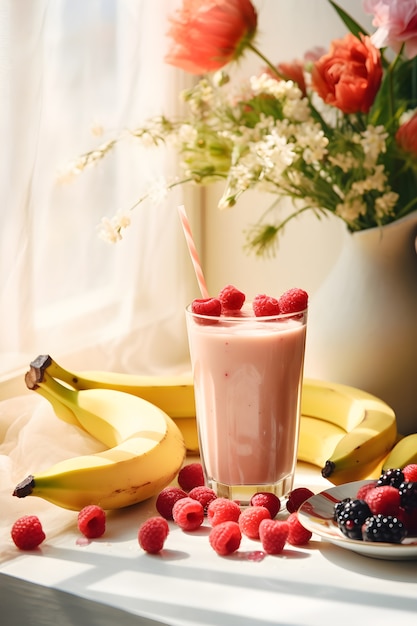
[13,355,187,511]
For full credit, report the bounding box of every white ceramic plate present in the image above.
[298,480,417,560]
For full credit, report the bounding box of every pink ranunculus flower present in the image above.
[311,33,383,114]
[396,113,417,156]
[363,0,417,59]
[165,0,258,74]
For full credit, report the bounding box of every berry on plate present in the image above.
[11,515,46,550]
[252,294,280,317]
[365,485,401,517]
[259,519,289,554]
[156,486,188,520]
[207,497,241,526]
[78,505,106,539]
[172,497,205,531]
[218,284,245,312]
[403,464,417,483]
[138,516,169,553]
[178,463,205,491]
[209,521,242,555]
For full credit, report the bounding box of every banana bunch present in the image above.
[13,358,186,511]
[382,433,417,471]
[35,355,199,453]
[298,379,398,485]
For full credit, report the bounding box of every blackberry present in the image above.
[398,481,417,512]
[362,514,406,544]
[333,498,351,522]
[377,468,404,489]
[335,499,371,540]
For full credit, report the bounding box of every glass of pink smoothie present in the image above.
[185,304,307,504]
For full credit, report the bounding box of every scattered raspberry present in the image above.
[188,486,217,513]
[77,505,106,539]
[278,288,308,314]
[172,497,204,531]
[11,515,46,550]
[239,506,271,539]
[287,512,312,546]
[207,497,241,526]
[356,481,377,501]
[191,298,222,323]
[403,464,417,482]
[209,521,242,556]
[218,284,245,312]
[365,485,401,517]
[259,519,289,555]
[249,492,280,519]
[286,487,314,513]
[138,516,169,554]
[252,294,280,317]
[177,463,205,491]
[156,486,187,520]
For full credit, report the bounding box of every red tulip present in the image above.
[165,0,258,74]
[396,113,417,156]
[311,33,382,114]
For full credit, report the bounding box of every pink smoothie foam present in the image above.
[186,306,307,494]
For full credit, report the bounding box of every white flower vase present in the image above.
[304,210,417,435]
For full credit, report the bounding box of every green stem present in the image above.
[246,42,286,79]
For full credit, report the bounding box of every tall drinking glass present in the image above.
[185,304,307,504]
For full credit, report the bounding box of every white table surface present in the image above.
[1,461,417,626]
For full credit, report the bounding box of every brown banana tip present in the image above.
[13,475,35,498]
[321,460,335,479]
[25,355,52,389]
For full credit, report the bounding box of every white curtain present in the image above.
[0,0,200,381]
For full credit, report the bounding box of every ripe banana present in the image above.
[31,354,197,451]
[13,363,186,510]
[382,433,417,471]
[297,416,346,469]
[321,405,397,485]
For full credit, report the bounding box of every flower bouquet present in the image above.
[69,0,417,255]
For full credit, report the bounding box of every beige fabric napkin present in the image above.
[0,394,105,562]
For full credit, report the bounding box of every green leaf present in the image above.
[327,0,369,38]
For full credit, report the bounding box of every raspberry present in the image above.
[259,519,289,555]
[191,298,222,323]
[156,486,187,520]
[172,497,204,531]
[77,505,106,539]
[403,464,417,482]
[278,288,308,314]
[365,485,401,517]
[11,515,46,550]
[138,516,169,553]
[207,497,241,526]
[209,521,242,556]
[249,492,280,518]
[188,486,217,513]
[252,294,280,317]
[286,487,314,513]
[238,506,271,539]
[355,482,377,501]
[177,463,205,491]
[218,284,245,312]
[287,512,312,546]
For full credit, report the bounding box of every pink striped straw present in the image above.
[178,204,209,298]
